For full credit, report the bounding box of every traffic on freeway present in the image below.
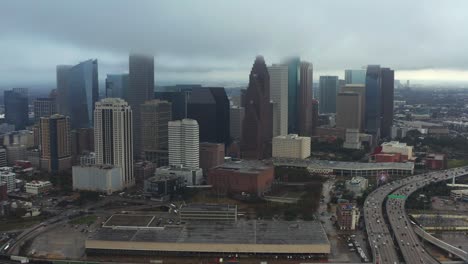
[364,166,468,264]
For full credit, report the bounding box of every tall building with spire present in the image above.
[94,98,134,188]
[128,54,154,158]
[241,56,273,160]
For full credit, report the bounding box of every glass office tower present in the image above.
[364,65,382,135]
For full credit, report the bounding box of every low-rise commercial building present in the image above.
[336,203,360,230]
[0,167,16,192]
[25,181,52,195]
[179,204,237,222]
[208,160,274,196]
[450,189,468,202]
[345,177,368,197]
[380,141,413,160]
[86,215,330,257]
[144,174,182,198]
[199,142,225,174]
[72,165,123,195]
[134,161,155,186]
[272,134,311,159]
[425,154,447,170]
[273,158,414,177]
[155,166,203,186]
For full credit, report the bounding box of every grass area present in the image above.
[69,215,97,225]
[448,159,468,169]
[0,216,45,231]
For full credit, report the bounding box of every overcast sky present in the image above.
[1,0,468,89]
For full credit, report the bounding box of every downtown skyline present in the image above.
[1,0,468,88]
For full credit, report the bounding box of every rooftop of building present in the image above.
[274,134,310,140]
[180,203,237,212]
[73,164,117,170]
[381,141,410,148]
[212,160,273,174]
[146,173,180,182]
[156,166,202,172]
[273,158,415,171]
[25,180,52,186]
[427,153,445,160]
[451,189,468,195]
[90,216,329,246]
[347,176,367,184]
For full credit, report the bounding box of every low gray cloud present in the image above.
[1,0,468,87]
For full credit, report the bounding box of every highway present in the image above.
[364,166,468,264]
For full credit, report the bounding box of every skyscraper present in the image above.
[380,68,395,138]
[229,106,244,140]
[56,65,72,116]
[33,98,57,122]
[268,64,288,137]
[4,89,29,130]
[241,56,273,160]
[345,69,367,85]
[67,59,99,129]
[154,91,189,121]
[187,87,230,145]
[298,62,313,136]
[40,114,72,172]
[128,54,154,158]
[94,98,134,188]
[106,74,129,99]
[319,76,339,114]
[284,57,300,134]
[168,119,199,169]
[336,92,362,130]
[311,99,319,136]
[342,84,366,131]
[365,65,382,135]
[141,99,172,166]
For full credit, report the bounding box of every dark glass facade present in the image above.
[319,76,339,114]
[187,87,230,146]
[365,65,382,135]
[380,68,394,138]
[155,91,189,121]
[298,62,313,136]
[67,59,99,129]
[128,54,154,158]
[4,90,29,130]
[241,56,273,160]
[284,57,300,134]
[106,74,129,99]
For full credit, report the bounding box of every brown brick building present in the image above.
[199,142,225,174]
[207,160,274,196]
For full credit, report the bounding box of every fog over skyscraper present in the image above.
[298,61,313,136]
[4,89,28,130]
[128,54,154,158]
[241,56,273,160]
[268,64,288,137]
[65,59,99,129]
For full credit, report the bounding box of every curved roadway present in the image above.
[364,166,468,264]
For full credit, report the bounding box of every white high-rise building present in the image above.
[94,98,134,187]
[268,64,288,136]
[169,119,199,169]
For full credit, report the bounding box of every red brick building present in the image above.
[374,153,402,163]
[425,154,447,170]
[336,203,360,230]
[200,142,225,174]
[0,182,7,201]
[207,160,274,196]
